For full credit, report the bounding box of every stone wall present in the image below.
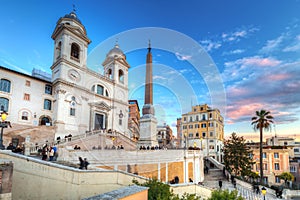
[0,151,147,200]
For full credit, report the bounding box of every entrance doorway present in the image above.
[94,113,105,130]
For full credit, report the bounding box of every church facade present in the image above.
[0,11,131,139]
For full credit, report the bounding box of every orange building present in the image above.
[128,100,140,141]
[249,144,291,185]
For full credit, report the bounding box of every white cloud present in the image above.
[199,40,221,52]
[260,35,285,53]
[222,49,245,55]
[175,52,192,61]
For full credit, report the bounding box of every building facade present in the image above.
[128,100,140,141]
[249,144,291,186]
[1,11,132,140]
[181,104,224,162]
[0,67,54,127]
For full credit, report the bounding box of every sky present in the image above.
[1,0,300,141]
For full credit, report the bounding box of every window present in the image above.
[188,133,193,138]
[118,69,124,83]
[0,79,11,93]
[25,80,31,86]
[290,166,296,172]
[22,111,29,120]
[183,117,186,121]
[294,148,300,153]
[107,69,112,79]
[209,145,214,149]
[195,124,199,128]
[119,119,122,125]
[202,132,206,138]
[56,41,62,59]
[44,99,52,110]
[274,153,279,159]
[262,152,266,159]
[275,176,281,183]
[201,123,206,128]
[210,132,214,137]
[70,108,76,116]
[24,93,30,101]
[209,122,214,127]
[263,163,268,170]
[92,85,105,96]
[0,97,9,112]
[183,125,187,130]
[71,43,80,60]
[274,163,280,170]
[196,133,199,137]
[189,125,193,129]
[196,115,199,121]
[263,177,268,185]
[249,153,253,159]
[45,84,52,95]
[189,117,192,122]
[209,113,212,118]
[202,114,206,120]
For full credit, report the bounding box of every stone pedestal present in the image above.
[138,115,158,147]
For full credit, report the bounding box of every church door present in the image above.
[94,113,104,130]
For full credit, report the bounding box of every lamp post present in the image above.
[261,186,266,200]
[0,111,9,150]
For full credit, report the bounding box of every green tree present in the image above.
[223,132,255,177]
[278,172,294,187]
[132,179,201,200]
[207,189,244,200]
[251,110,274,184]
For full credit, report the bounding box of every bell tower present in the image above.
[51,10,91,82]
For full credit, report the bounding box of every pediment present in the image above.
[89,101,111,111]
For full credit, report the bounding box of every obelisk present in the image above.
[138,41,158,147]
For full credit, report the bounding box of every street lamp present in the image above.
[261,186,267,200]
[0,111,9,150]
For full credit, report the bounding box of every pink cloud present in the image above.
[243,57,281,67]
[227,102,263,120]
[268,74,291,81]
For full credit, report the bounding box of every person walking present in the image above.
[79,157,84,169]
[84,158,89,170]
[219,179,223,189]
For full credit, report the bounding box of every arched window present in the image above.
[107,69,112,79]
[44,99,52,110]
[0,97,9,112]
[118,69,124,83]
[0,79,11,93]
[41,117,50,126]
[22,111,29,120]
[70,43,80,61]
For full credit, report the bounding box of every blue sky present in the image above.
[1,0,300,140]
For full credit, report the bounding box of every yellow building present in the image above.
[181,104,224,162]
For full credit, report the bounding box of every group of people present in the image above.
[139,145,161,150]
[78,157,89,170]
[41,144,58,161]
[6,143,23,153]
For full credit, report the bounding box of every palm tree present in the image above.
[251,110,274,184]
